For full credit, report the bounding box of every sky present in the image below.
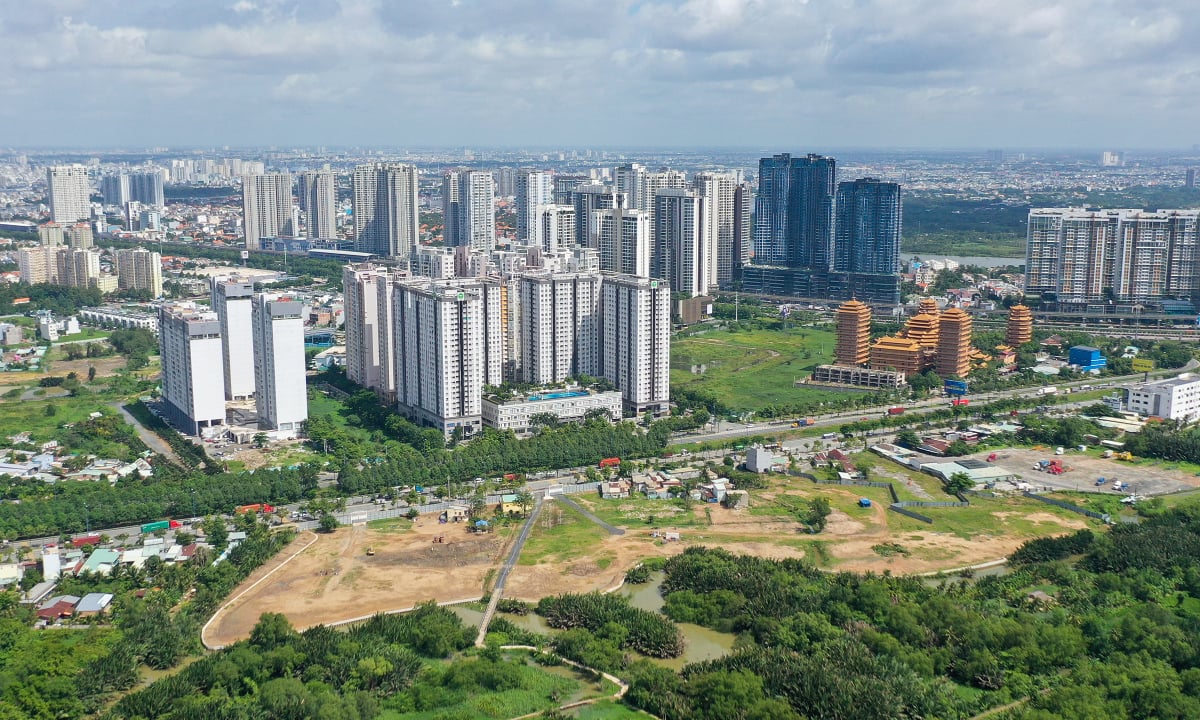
[2,0,1199,149]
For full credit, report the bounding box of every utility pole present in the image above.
[734,291,739,322]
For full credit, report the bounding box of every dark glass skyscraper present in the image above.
[753,153,836,269]
[834,178,901,274]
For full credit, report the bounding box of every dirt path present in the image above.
[111,402,183,465]
[476,496,544,646]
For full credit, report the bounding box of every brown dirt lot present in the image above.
[203,519,510,647]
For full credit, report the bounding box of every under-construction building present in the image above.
[834,299,872,366]
[936,308,973,378]
[1005,304,1033,347]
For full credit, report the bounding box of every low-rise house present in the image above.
[36,595,80,620]
[699,479,730,503]
[723,489,750,509]
[76,592,113,617]
[599,479,631,499]
[444,504,469,522]
[80,548,121,575]
[746,446,777,473]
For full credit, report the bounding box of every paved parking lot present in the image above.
[968,447,1200,497]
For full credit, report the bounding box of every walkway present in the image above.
[556,495,625,535]
[500,644,636,720]
[475,495,545,647]
[111,401,183,465]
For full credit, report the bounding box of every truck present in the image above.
[887,407,906,416]
[791,417,817,427]
[1037,386,1058,396]
[236,503,276,515]
[140,520,175,534]
[598,457,621,469]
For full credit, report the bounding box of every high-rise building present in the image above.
[115,248,163,297]
[252,294,308,435]
[446,171,495,250]
[343,264,399,400]
[834,299,872,366]
[516,170,554,243]
[46,165,91,224]
[517,270,602,384]
[56,248,101,289]
[594,202,652,277]
[936,308,973,378]
[614,163,686,212]
[553,174,590,204]
[1006,305,1033,347]
[299,171,337,240]
[572,184,619,247]
[17,247,58,284]
[869,335,923,377]
[694,172,738,286]
[158,306,226,436]
[753,153,835,268]
[242,173,293,250]
[834,178,902,275]
[101,174,129,208]
[599,274,670,415]
[1188,169,1197,189]
[537,205,576,253]
[442,170,460,248]
[210,279,257,400]
[494,167,516,197]
[65,223,93,249]
[352,163,419,256]
[653,188,712,296]
[128,171,165,207]
[1025,208,1200,305]
[733,181,753,279]
[391,278,503,437]
[37,223,64,247]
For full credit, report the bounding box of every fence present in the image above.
[804,472,967,524]
[1022,491,1111,523]
[888,506,934,524]
[893,500,969,509]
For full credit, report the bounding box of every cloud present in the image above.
[1,0,1198,147]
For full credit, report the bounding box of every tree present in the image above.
[203,516,229,550]
[44,404,57,417]
[945,471,974,494]
[515,490,535,517]
[253,433,269,449]
[318,514,340,533]
[87,365,96,382]
[805,497,832,532]
[529,413,560,432]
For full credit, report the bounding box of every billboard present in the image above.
[1131,358,1155,372]
[944,379,969,396]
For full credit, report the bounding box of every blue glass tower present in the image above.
[834,178,901,274]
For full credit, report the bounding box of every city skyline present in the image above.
[3,1,1199,149]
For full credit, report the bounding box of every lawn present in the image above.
[366,517,414,534]
[671,326,857,411]
[885,494,1100,540]
[571,700,658,719]
[0,395,117,442]
[308,388,372,440]
[572,495,708,530]
[518,501,610,566]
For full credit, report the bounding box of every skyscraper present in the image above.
[211,279,257,400]
[158,306,226,436]
[594,202,652,277]
[343,264,399,400]
[115,247,163,297]
[834,178,902,274]
[599,274,670,415]
[242,173,293,250]
[252,294,308,435]
[442,170,460,248]
[391,278,503,438]
[517,270,602,384]
[128,171,165,207]
[694,172,738,286]
[516,170,554,243]
[446,171,495,250]
[352,163,419,256]
[299,171,337,240]
[572,184,619,247]
[834,299,872,366]
[101,174,129,208]
[653,188,712,296]
[537,205,576,253]
[56,248,102,289]
[733,180,753,279]
[46,165,91,224]
[753,153,835,268]
[936,308,973,378]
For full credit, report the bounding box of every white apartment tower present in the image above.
[538,205,576,253]
[352,163,420,256]
[343,264,398,401]
[599,275,671,415]
[17,247,58,284]
[572,184,619,247]
[694,172,739,285]
[392,278,503,438]
[299,171,338,240]
[242,173,294,250]
[516,170,554,243]
[46,165,91,224]
[594,201,652,277]
[447,171,496,250]
[158,306,227,436]
[115,248,163,297]
[210,279,257,400]
[653,188,713,297]
[252,294,308,435]
[517,270,602,385]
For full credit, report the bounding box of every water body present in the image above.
[906,255,1025,268]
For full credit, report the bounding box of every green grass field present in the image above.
[671,326,859,410]
[572,495,708,530]
[0,395,117,442]
[518,501,609,566]
[570,700,658,719]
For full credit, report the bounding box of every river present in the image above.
[450,571,737,669]
[905,255,1024,268]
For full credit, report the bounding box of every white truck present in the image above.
[1037,386,1058,396]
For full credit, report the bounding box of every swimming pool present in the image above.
[526,390,588,401]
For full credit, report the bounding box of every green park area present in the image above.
[671,326,848,411]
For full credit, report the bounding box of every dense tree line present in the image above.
[105,237,348,291]
[536,592,684,660]
[0,283,102,316]
[1125,421,1200,465]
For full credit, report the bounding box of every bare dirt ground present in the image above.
[980,447,1200,496]
[52,355,127,380]
[204,520,509,647]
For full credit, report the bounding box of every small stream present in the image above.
[451,571,737,669]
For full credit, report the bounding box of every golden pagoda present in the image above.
[936,308,974,378]
[917,297,940,315]
[1006,304,1033,347]
[834,299,872,366]
[870,335,924,377]
[903,312,940,349]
